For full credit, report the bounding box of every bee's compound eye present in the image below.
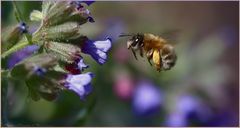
[135,39,139,42]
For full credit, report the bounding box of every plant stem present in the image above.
[1,40,29,59]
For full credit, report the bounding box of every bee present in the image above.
[119,33,177,71]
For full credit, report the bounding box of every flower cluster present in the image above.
[64,37,112,99]
[5,1,112,101]
[41,1,112,100]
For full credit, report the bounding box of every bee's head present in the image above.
[127,33,144,50]
[119,33,144,50]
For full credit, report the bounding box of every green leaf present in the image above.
[30,10,43,21]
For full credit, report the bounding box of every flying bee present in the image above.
[119,33,177,71]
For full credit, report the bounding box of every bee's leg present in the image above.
[139,48,144,57]
[131,48,138,60]
[147,58,152,66]
[146,49,153,66]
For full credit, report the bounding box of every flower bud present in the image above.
[43,1,93,27]
[44,41,81,63]
[10,53,58,79]
[3,22,28,50]
[41,22,80,42]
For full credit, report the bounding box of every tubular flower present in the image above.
[81,38,112,65]
[65,57,89,74]
[65,72,94,100]
[132,80,162,116]
[7,45,39,69]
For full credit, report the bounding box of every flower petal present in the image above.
[77,58,89,71]
[66,72,93,86]
[93,39,112,52]
[81,38,112,65]
[65,72,94,99]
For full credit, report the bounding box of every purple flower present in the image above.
[65,57,89,74]
[81,38,112,65]
[81,1,95,6]
[7,45,39,69]
[77,57,89,71]
[132,80,162,116]
[65,72,94,100]
[165,95,212,126]
[165,112,187,127]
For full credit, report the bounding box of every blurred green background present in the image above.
[1,1,239,126]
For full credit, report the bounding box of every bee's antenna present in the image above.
[119,33,133,37]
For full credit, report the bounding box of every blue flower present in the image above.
[77,57,89,71]
[165,113,187,127]
[65,72,94,99]
[65,57,89,74]
[165,95,212,126]
[81,38,112,65]
[132,80,162,116]
[81,1,95,6]
[7,45,39,69]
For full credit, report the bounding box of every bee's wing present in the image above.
[159,29,181,45]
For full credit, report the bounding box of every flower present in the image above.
[65,57,89,74]
[82,1,95,6]
[81,38,112,65]
[7,45,39,69]
[132,80,162,116]
[165,95,212,126]
[70,1,95,23]
[113,73,134,100]
[65,72,94,99]
[165,112,187,127]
